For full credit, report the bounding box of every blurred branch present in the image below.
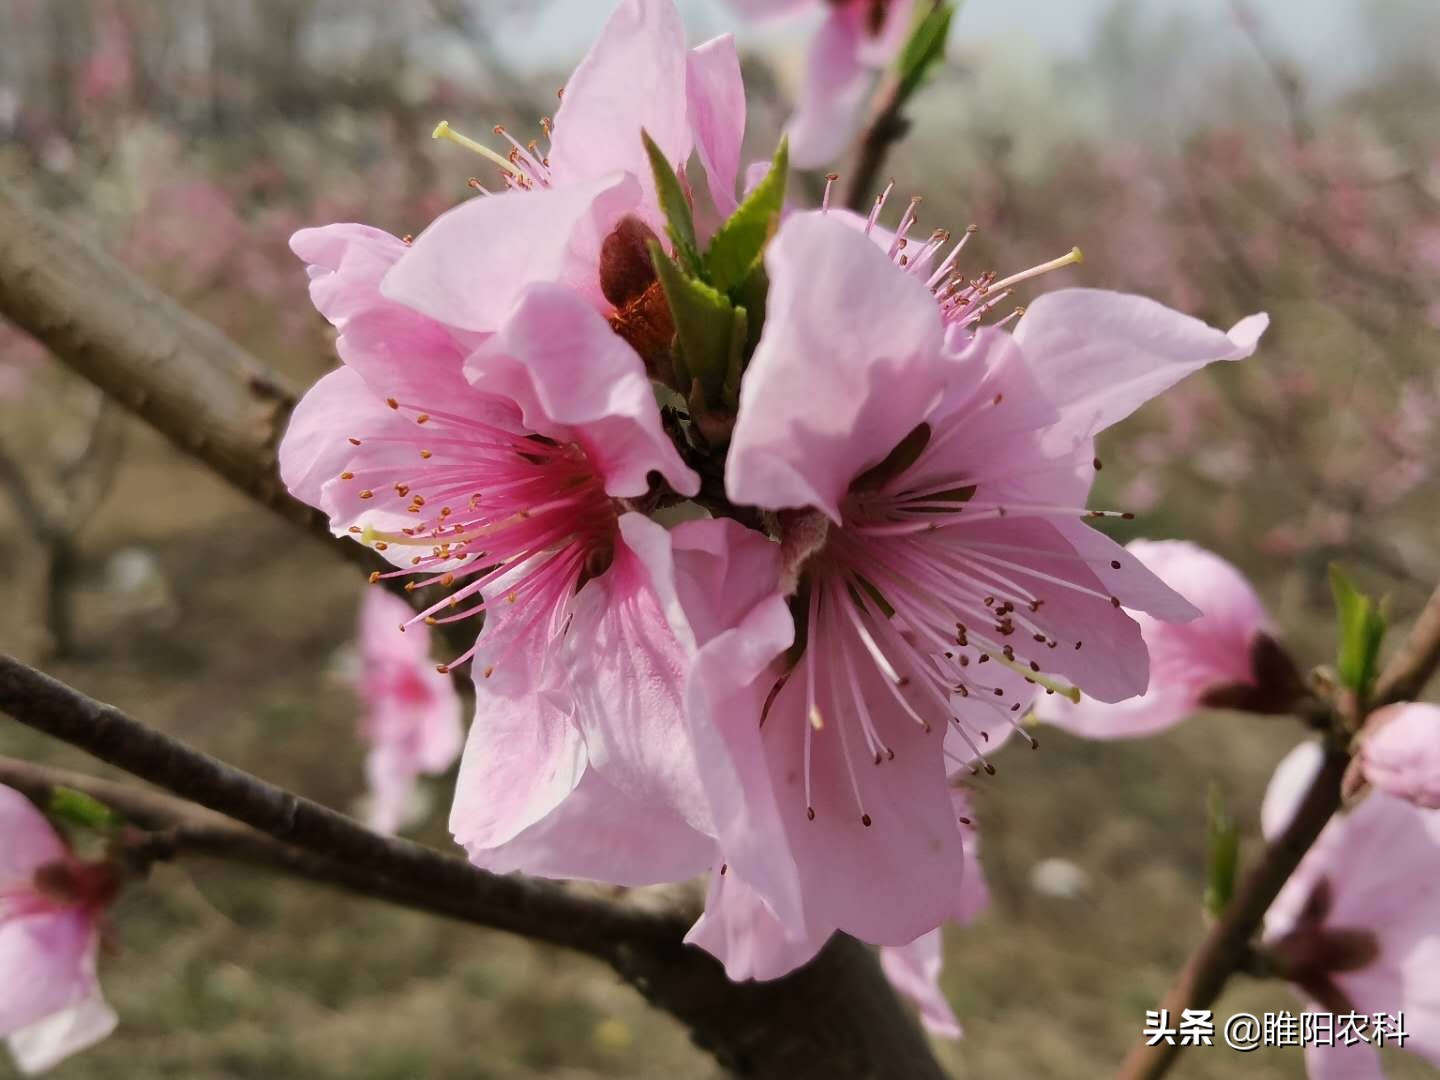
[0,661,948,1079]
[0,178,328,548]
[1119,579,1440,1080]
[843,1,948,211]
[0,753,670,944]
[0,654,680,954]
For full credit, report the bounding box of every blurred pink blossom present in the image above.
[727,0,916,167]
[0,786,117,1075]
[353,587,464,834]
[1038,540,1276,739]
[1353,704,1440,811]
[1263,742,1440,1078]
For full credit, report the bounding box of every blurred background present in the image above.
[1,1,1437,1076]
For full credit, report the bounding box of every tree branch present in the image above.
[0,753,670,942]
[0,655,949,1079]
[0,178,332,549]
[1118,581,1440,1080]
[0,654,681,955]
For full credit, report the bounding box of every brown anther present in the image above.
[368,571,381,584]
[348,437,362,446]
[806,806,816,821]
[436,664,450,674]
[1111,596,1122,608]
[415,413,430,424]
[374,542,388,551]
[386,397,399,409]
[483,665,495,678]
[440,573,455,587]
[340,471,354,480]
[861,813,873,828]
[1110,560,1122,569]
[424,616,438,625]
[419,449,432,459]
[359,489,374,499]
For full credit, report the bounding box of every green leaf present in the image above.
[650,242,736,401]
[1203,783,1240,918]
[641,129,700,275]
[895,3,957,99]
[1329,565,1388,700]
[707,138,789,295]
[49,787,121,830]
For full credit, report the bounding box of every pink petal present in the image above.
[628,516,806,929]
[687,34,746,217]
[357,585,432,667]
[0,787,65,881]
[1012,289,1267,452]
[547,0,691,210]
[561,522,713,835]
[1038,540,1265,738]
[448,606,587,856]
[0,910,97,1040]
[6,985,115,1076]
[1260,740,1325,842]
[380,173,641,332]
[750,655,967,946]
[465,283,699,498]
[278,367,443,546]
[1360,703,1440,810]
[859,0,919,67]
[469,765,714,886]
[364,743,422,836]
[727,211,946,521]
[786,6,870,168]
[290,223,493,404]
[880,930,962,1039]
[685,862,829,981]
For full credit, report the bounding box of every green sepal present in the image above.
[895,3,957,99]
[1329,564,1388,703]
[641,129,701,275]
[650,241,737,404]
[49,787,122,831]
[1203,783,1240,919]
[707,138,789,295]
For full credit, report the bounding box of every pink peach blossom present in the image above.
[353,587,464,834]
[1037,540,1275,739]
[700,205,1264,951]
[1263,742,1440,1078]
[0,785,117,1075]
[728,0,917,167]
[279,224,713,885]
[1356,703,1440,810]
[381,0,746,336]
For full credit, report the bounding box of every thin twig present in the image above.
[0,654,683,956]
[842,1,945,211]
[0,655,950,1080]
[1118,581,1440,1080]
[0,754,665,939]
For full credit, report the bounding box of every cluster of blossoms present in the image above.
[9,2,1439,1075]
[279,0,1268,995]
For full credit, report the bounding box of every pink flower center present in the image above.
[350,403,619,674]
[775,426,1137,824]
